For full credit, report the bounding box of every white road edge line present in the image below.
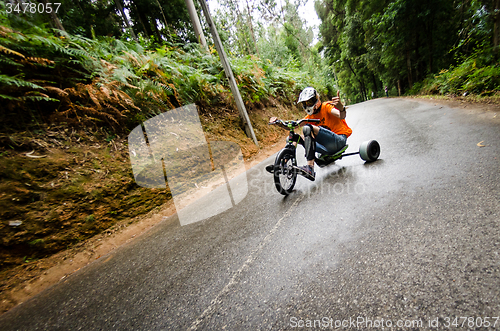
[187,194,304,330]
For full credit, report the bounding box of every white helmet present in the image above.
[297,87,320,115]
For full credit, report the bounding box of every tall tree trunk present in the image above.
[415,30,421,81]
[245,0,260,56]
[406,48,413,89]
[154,0,174,42]
[371,73,378,98]
[39,0,65,32]
[133,1,152,38]
[114,0,138,41]
[228,0,251,54]
[360,79,367,101]
[427,18,434,74]
[494,0,500,55]
[346,59,367,101]
[151,17,163,42]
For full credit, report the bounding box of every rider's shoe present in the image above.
[297,165,315,181]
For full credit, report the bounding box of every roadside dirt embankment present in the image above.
[0,100,302,314]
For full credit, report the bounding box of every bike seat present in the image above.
[315,145,349,168]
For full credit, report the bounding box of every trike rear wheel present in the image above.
[359,140,380,162]
[273,148,297,195]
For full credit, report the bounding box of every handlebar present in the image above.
[268,118,320,127]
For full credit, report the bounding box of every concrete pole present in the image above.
[185,0,209,51]
[198,0,259,147]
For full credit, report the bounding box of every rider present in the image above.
[270,87,352,181]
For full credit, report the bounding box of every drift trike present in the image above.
[265,118,380,195]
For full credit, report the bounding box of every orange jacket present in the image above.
[304,101,352,137]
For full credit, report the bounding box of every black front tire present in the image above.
[273,148,297,195]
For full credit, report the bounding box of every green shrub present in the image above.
[411,56,499,96]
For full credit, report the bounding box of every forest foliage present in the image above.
[317,0,500,102]
[0,0,499,133]
[0,0,331,136]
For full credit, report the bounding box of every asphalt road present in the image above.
[1,98,499,330]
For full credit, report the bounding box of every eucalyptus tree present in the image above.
[317,0,379,101]
[211,0,260,55]
[316,0,494,101]
[114,0,138,41]
[34,0,195,44]
[124,0,194,44]
[450,0,500,59]
[53,0,123,38]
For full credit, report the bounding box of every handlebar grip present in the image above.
[298,118,321,124]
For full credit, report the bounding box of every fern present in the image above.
[0,75,44,89]
[0,44,25,58]
[0,54,22,67]
[0,94,19,100]
[21,95,59,102]
[1,4,320,133]
[65,47,90,59]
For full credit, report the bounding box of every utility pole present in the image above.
[184,0,209,51]
[198,0,259,147]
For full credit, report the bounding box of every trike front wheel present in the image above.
[273,148,297,195]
